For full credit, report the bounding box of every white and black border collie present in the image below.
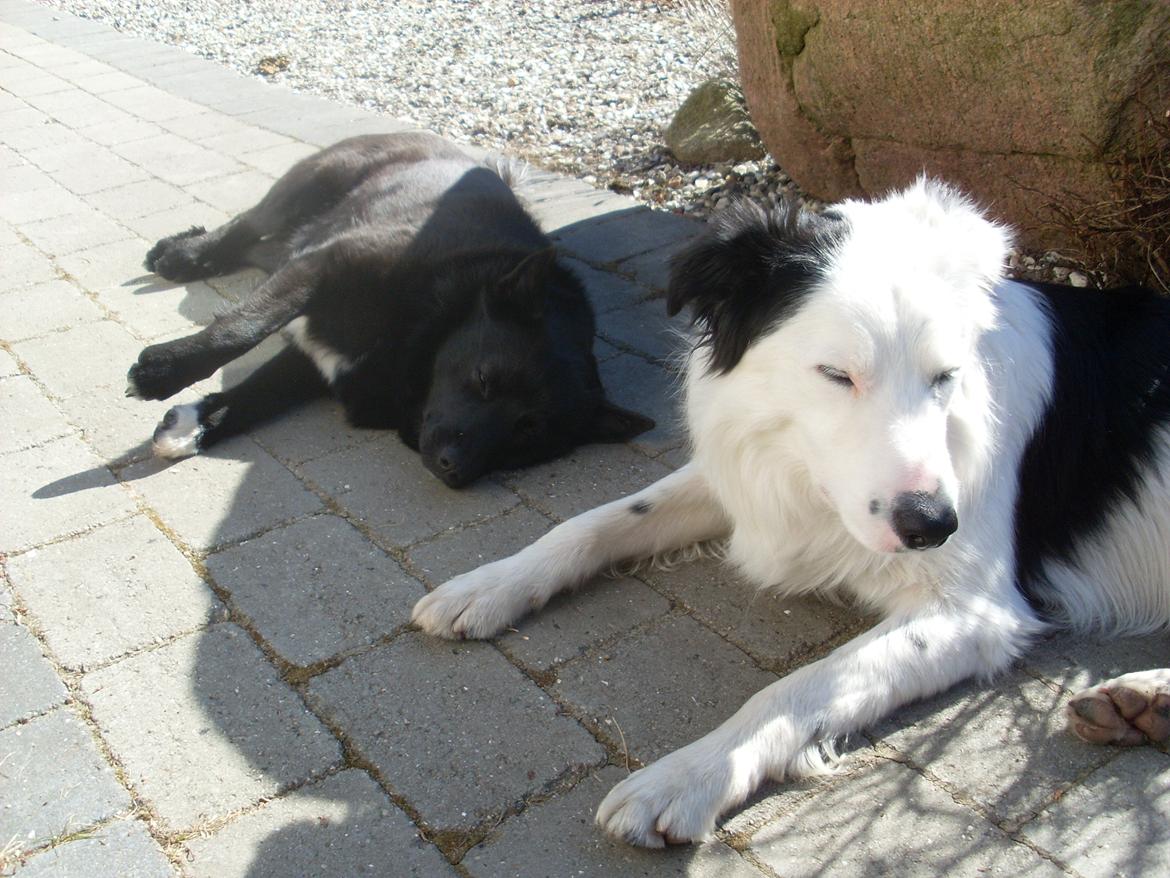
[413,179,1170,846]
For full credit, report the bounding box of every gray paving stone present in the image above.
[0,181,86,225]
[596,298,690,363]
[196,125,292,159]
[235,140,320,177]
[54,235,151,289]
[463,766,763,878]
[0,159,55,193]
[99,83,202,122]
[113,133,245,186]
[95,274,225,341]
[553,209,702,266]
[0,240,56,290]
[206,515,423,668]
[553,614,777,764]
[874,672,1115,826]
[19,205,130,255]
[121,436,323,551]
[0,375,72,453]
[501,441,674,522]
[37,143,149,195]
[617,232,708,293]
[1024,630,1170,696]
[0,622,67,727]
[520,183,635,234]
[747,758,1063,877]
[249,397,379,467]
[10,43,88,70]
[7,515,220,671]
[0,434,134,553]
[57,383,203,465]
[184,769,455,878]
[0,709,130,849]
[50,57,118,84]
[123,200,231,242]
[184,169,274,214]
[300,435,519,549]
[0,581,12,620]
[0,102,47,133]
[22,88,135,129]
[157,111,265,142]
[82,624,342,832]
[641,558,865,672]
[14,817,174,878]
[12,320,141,398]
[406,505,555,587]
[306,632,605,832]
[408,506,671,672]
[598,354,685,455]
[563,257,652,315]
[234,103,403,148]
[75,69,144,95]
[1020,747,1170,878]
[77,115,164,146]
[0,278,105,341]
[0,345,19,377]
[0,71,67,97]
[0,118,78,153]
[81,177,194,221]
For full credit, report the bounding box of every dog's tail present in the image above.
[482,152,530,189]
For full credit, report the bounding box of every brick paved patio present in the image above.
[1,1,1167,875]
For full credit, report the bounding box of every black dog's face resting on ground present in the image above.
[126,133,652,484]
[415,250,648,487]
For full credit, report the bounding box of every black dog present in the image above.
[127,133,652,486]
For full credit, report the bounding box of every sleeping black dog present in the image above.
[127,132,652,486]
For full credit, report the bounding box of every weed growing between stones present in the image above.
[1045,98,1169,293]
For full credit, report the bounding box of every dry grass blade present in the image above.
[1044,96,1170,293]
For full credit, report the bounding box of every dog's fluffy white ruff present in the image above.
[413,179,1170,846]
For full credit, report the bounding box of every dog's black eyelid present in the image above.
[932,368,959,387]
[817,365,854,387]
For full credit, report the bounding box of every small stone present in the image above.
[1069,270,1089,287]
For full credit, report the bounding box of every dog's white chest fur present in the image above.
[282,316,352,385]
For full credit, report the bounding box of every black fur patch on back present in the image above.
[666,201,848,374]
[1014,281,1170,612]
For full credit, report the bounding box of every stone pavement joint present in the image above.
[1,1,1167,875]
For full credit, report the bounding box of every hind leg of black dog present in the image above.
[151,345,328,459]
[128,251,327,400]
[145,137,433,283]
[144,214,270,283]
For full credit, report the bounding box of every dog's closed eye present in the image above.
[817,365,855,388]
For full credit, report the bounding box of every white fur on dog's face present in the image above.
[688,179,1009,558]
[767,281,971,553]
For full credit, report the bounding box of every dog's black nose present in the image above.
[890,491,957,550]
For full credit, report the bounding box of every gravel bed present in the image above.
[43,0,1070,278]
[43,0,797,218]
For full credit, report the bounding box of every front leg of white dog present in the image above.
[596,598,1036,846]
[412,463,727,639]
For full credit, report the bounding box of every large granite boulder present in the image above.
[730,0,1170,249]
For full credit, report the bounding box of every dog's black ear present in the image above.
[489,247,558,322]
[667,202,846,374]
[589,400,655,443]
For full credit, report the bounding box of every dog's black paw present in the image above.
[127,345,189,401]
[144,226,210,281]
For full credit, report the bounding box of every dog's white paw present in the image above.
[412,561,536,640]
[151,403,203,459]
[596,742,740,848]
